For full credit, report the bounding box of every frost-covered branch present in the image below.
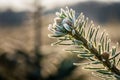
[48,7,120,80]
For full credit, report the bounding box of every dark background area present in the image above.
[44,2,120,24]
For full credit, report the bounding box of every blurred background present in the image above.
[0,0,120,80]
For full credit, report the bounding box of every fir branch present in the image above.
[48,7,120,79]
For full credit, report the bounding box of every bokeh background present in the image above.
[0,0,120,80]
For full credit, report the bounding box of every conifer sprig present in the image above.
[48,7,120,80]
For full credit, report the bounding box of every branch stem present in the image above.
[70,30,120,76]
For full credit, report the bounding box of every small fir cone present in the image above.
[101,52,110,61]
